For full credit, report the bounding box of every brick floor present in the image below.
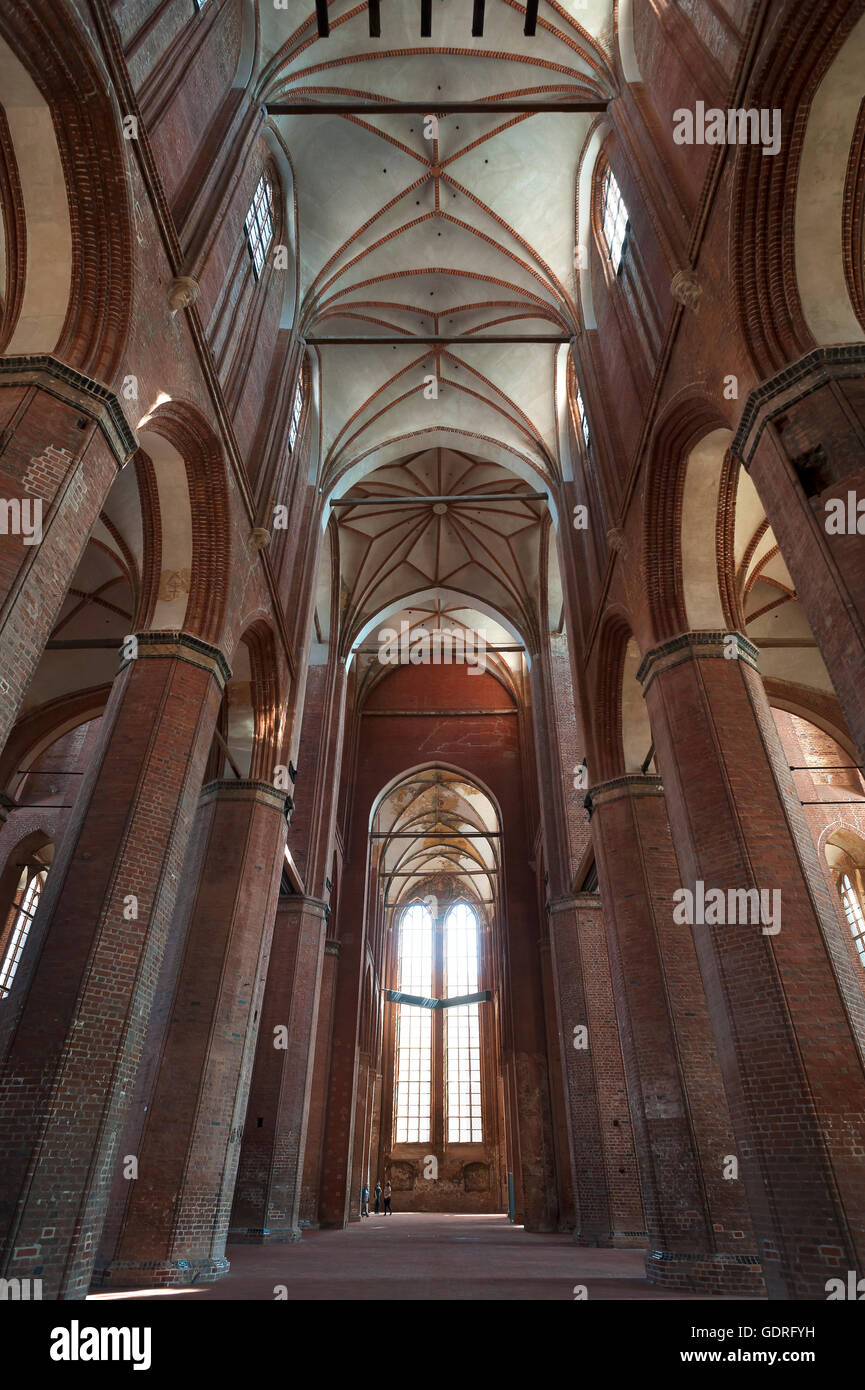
[87,1213,763,1301]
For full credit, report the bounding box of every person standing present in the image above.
[374,1180,382,1214]
[383,1180,393,1215]
[361,1184,370,1217]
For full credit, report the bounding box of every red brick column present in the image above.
[732,346,865,763]
[0,356,135,750]
[638,631,865,1299]
[0,631,228,1299]
[95,779,289,1286]
[548,893,645,1248]
[298,940,339,1225]
[229,895,329,1242]
[590,775,762,1294]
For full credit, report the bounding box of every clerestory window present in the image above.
[574,383,590,448]
[0,867,47,998]
[601,165,630,274]
[244,175,274,280]
[839,872,865,968]
[288,378,304,453]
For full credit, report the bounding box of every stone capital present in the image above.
[122,631,232,690]
[0,353,137,467]
[275,894,331,921]
[731,344,865,469]
[636,631,759,694]
[587,774,665,812]
[199,779,292,817]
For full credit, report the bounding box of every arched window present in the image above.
[244,174,274,280]
[601,165,630,273]
[444,903,483,1142]
[394,903,433,1143]
[574,381,590,448]
[839,872,865,967]
[392,899,485,1144]
[0,867,47,997]
[288,376,304,454]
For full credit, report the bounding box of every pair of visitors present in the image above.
[373,1180,393,1214]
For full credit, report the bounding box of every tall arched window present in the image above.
[601,165,630,273]
[445,903,483,1142]
[394,903,433,1143]
[244,174,274,279]
[0,867,47,997]
[288,376,304,454]
[393,899,485,1144]
[839,872,865,967]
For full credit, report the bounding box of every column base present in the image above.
[92,1256,230,1289]
[573,1228,648,1248]
[227,1226,302,1244]
[645,1248,765,1296]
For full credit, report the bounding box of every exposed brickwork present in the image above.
[95,782,287,1287]
[0,640,226,1298]
[0,0,863,1308]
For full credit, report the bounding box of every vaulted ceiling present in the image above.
[257,2,615,649]
[373,766,501,908]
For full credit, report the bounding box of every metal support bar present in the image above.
[370,830,501,838]
[315,0,329,37]
[369,0,381,38]
[354,643,525,654]
[331,492,548,505]
[266,103,607,115]
[305,335,569,344]
[524,0,539,36]
[384,867,499,876]
[472,0,485,37]
[421,0,432,37]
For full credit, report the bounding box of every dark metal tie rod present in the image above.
[266,102,607,115]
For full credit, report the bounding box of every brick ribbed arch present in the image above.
[0,0,133,383]
[142,401,232,647]
[641,395,731,644]
[591,606,634,782]
[730,0,863,378]
[242,619,283,781]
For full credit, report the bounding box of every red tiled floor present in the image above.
[88,1213,762,1301]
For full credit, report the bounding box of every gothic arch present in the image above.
[0,0,133,382]
[641,395,731,643]
[0,686,110,798]
[730,0,865,378]
[136,400,231,647]
[591,606,651,782]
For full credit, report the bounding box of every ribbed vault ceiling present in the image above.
[258,2,615,649]
[374,767,501,905]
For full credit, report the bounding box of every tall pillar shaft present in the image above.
[0,357,135,750]
[733,347,865,763]
[547,894,645,1247]
[591,775,761,1293]
[298,940,339,1226]
[639,631,865,1298]
[96,780,289,1285]
[0,632,228,1299]
[230,895,328,1242]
